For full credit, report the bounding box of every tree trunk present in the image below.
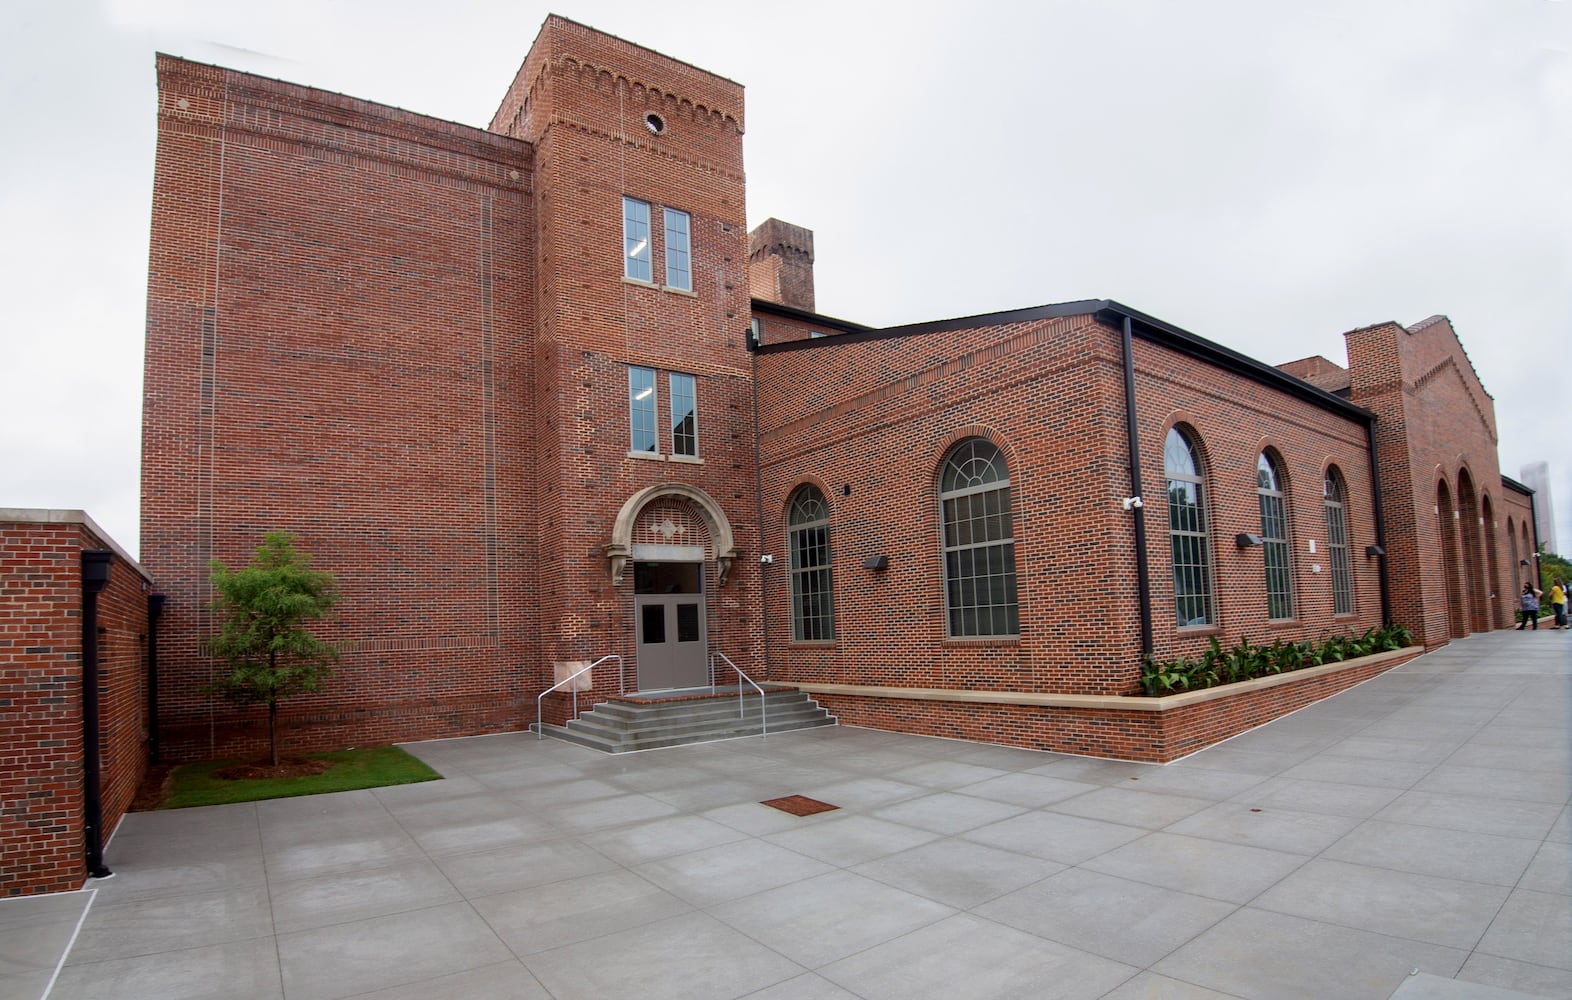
[268,649,279,767]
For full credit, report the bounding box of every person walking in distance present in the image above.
[1550,578,1567,630]
[1517,582,1542,630]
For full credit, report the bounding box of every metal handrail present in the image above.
[711,651,768,739]
[535,655,622,739]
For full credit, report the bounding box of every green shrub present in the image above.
[1138,622,1413,697]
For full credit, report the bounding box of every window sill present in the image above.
[1176,624,1221,637]
[668,454,703,465]
[663,285,698,298]
[627,450,664,461]
[622,276,659,290]
[788,640,837,648]
[941,636,1019,648]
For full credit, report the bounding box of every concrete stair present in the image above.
[534,687,835,753]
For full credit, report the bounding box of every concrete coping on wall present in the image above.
[0,507,152,583]
[784,646,1423,712]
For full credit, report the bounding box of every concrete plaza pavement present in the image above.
[5,628,1569,1000]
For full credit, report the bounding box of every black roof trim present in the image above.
[1501,475,1534,497]
[753,299,1105,353]
[1096,300,1375,424]
[750,298,871,335]
[755,295,1373,424]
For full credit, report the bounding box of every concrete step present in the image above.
[565,703,832,744]
[537,689,836,753]
[537,713,837,754]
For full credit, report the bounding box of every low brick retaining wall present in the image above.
[788,646,1423,763]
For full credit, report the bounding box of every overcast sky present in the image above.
[3,0,1568,562]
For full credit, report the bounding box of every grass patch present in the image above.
[157,745,442,809]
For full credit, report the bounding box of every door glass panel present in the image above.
[641,603,666,644]
[676,603,699,642]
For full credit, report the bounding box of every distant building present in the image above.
[1518,462,1557,555]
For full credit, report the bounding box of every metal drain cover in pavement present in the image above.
[760,795,839,816]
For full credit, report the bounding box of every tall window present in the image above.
[1165,427,1213,627]
[940,438,1019,638]
[622,197,652,282]
[664,208,691,291]
[1258,451,1294,620]
[628,366,657,453]
[788,487,834,641]
[1324,469,1354,615]
[669,373,697,457]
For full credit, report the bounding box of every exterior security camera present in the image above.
[760,554,774,564]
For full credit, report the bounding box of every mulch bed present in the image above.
[128,756,333,811]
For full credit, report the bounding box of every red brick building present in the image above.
[139,16,1532,764]
[1,510,154,896]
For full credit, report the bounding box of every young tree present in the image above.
[208,532,339,766]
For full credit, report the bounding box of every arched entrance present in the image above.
[1437,478,1465,639]
[604,484,740,692]
[1456,470,1489,634]
[1482,495,1503,629]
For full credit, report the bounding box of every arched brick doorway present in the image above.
[1481,495,1503,629]
[1456,470,1489,634]
[1437,478,1465,639]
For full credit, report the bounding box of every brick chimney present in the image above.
[747,218,815,312]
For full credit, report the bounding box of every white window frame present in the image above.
[669,372,697,458]
[623,197,652,283]
[628,365,658,454]
[663,208,691,291]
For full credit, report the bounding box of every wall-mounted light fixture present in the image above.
[1121,496,1143,511]
[1366,545,1386,558]
[862,555,889,571]
[1235,533,1263,548]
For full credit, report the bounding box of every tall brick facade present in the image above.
[135,16,1531,766]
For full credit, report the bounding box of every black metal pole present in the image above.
[1121,316,1154,659]
[147,594,167,765]
[81,550,113,880]
[1363,418,1393,627]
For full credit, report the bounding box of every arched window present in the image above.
[1324,468,1354,616]
[788,486,834,641]
[1165,427,1213,627]
[939,438,1019,637]
[1258,451,1294,620]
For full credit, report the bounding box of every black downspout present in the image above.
[1363,418,1393,627]
[147,594,167,765]
[80,550,113,880]
[1121,317,1154,659]
[750,327,773,680]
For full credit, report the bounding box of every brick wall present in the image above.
[1346,317,1513,642]
[0,511,152,896]
[144,55,544,761]
[805,646,1419,763]
[144,18,768,759]
[756,308,1384,702]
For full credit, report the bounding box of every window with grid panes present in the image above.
[1258,452,1294,620]
[622,197,652,282]
[788,487,834,640]
[628,366,657,453]
[1324,468,1354,615]
[939,439,1019,638]
[1165,427,1214,627]
[669,372,696,457]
